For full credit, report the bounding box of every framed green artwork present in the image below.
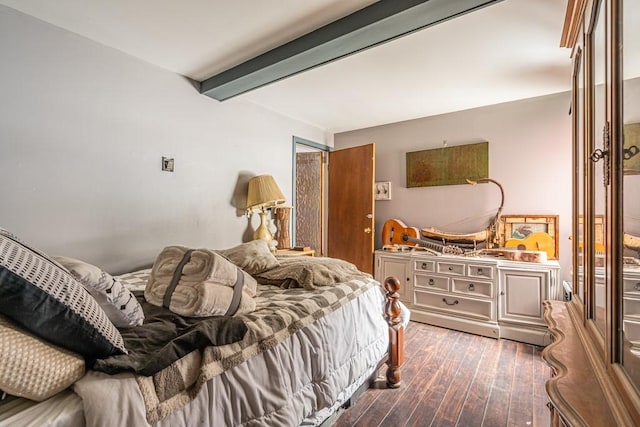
[406,141,488,187]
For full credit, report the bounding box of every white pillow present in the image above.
[216,240,279,275]
[53,256,144,328]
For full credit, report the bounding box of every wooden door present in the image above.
[328,144,375,273]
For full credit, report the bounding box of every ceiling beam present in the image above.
[200,0,502,101]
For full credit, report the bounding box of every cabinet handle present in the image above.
[421,262,428,270]
[635,282,640,291]
[468,283,475,291]
[500,291,505,296]
[428,278,435,286]
[406,277,410,282]
[442,298,459,306]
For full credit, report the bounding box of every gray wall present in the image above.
[335,92,574,281]
[0,6,328,274]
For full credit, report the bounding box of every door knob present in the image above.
[364,227,372,234]
[366,214,373,219]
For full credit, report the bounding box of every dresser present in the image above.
[374,250,561,345]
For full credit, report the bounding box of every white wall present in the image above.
[335,92,573,281]
[0,6,329,274]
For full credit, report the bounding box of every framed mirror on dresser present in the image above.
[542,0,640,425]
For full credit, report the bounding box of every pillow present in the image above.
[216,240,279,275]
[0,315,85,401]
[0,229,127,358]
[53,256,144,328]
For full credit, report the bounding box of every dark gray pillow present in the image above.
[216,240,280,275]
[0,229,127,358]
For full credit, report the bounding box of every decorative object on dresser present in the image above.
[498,214,559,260]
[418,177,505,249]
[374,249,561,346]
[246,174,286,243]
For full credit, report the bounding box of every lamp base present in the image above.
[253,211,273,242]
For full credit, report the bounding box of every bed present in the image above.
[0,231,406,427]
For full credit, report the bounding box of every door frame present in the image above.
[292,136,330,251]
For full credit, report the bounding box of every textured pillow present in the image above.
[216,240,279,275]
[0,229,127,358]
[53,256,144,328]
[0,315,85,401]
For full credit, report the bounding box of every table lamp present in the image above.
[246,174,286,242]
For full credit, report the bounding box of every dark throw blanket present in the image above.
[91,292,247,376]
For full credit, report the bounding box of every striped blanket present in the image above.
[116,269,378,423]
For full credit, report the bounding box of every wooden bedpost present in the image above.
[383,276,404,388]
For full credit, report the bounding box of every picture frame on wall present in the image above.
[498,214,559,260]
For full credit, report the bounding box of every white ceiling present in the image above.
[0,0,573,133]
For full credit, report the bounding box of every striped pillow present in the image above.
[0,229,126,358]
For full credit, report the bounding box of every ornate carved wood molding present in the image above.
[542,300,634,425]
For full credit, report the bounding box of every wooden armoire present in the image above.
[541,0,640,425]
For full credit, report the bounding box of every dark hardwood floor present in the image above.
[335,321,551,427]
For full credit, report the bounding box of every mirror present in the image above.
[575,46,586,303]
[591,0,607,334]
[621,0,640,390]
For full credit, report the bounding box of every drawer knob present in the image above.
[478,268,483,274]
[468,283,475,291]
[635,282,640,291]
[448,266,453,271]
[428,278,435,286]
[442,298,459,306]
[421,262,428,269]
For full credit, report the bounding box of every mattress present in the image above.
[0,270,406,427]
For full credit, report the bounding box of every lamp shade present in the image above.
[246,174,285,211]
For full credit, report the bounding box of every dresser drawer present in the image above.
[468,264,494,280]
[414,259,436,272]
[452,278,493,298]
[623,319,640,345]
[624,297,640,320]
[414,290,494,321]
[436,261,465,276]
[624,276,640,295]
[415,274,449,291]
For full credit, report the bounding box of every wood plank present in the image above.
[429,334,490,427]
[333,321,434,426]
[404,330,474,426]
[454,333,503,426]
[335,321,552,427]
[481,339,518,426]
[507,343,535,426]
[533,346,551,426]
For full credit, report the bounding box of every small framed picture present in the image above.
[498,215,559,259]
[374,181,391,200]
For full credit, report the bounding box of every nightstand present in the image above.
[275,249,315,257]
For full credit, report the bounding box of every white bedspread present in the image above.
[1,276,409,427]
